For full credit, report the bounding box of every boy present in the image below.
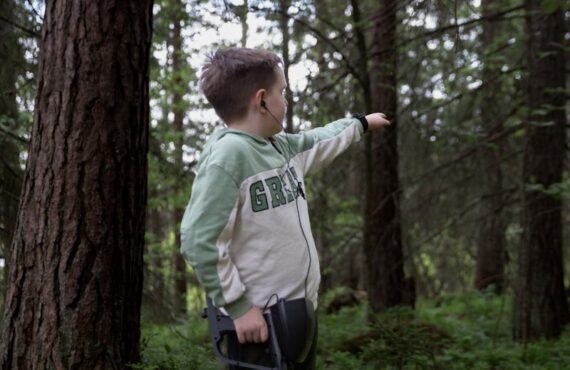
[180,48,390,369]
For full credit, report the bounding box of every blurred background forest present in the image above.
[0,0,569,369]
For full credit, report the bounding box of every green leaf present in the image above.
[541,0,561,14]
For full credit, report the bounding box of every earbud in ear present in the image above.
[261,99,267,108]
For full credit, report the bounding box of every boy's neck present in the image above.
[227,115,274,139]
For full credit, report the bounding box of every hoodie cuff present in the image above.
[352,113,368,133]
[224,295,253,319]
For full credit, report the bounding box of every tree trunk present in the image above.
[0,0,24,309]
[170,4,188,317]
[513,0,569,341]
[366,0,405,312]
[0,0,153,368]
[278,0,294,133]
[144,206,169,321]
[313,174,333,292]
[237,0,249,48]
[474,0,505,293]
[350,0,372,296]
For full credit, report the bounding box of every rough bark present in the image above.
[0,0,153,368]
[474,0,505,292]
[366,0,405,312]
[513,0,569,341]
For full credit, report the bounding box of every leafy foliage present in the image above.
[131,312,218,370]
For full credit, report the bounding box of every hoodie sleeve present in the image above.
[274,117,365,176]
[180,163,252,318]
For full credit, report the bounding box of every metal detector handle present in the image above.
[202,297,284,370]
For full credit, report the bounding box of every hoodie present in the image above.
[180,117,365,318]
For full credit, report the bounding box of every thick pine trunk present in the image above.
[366,0,405,312]
[0,0,153,368]
[513,0,569,341]
[474,0,505,292]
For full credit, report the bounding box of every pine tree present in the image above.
[513,0,569,340]
[0,0,153,367]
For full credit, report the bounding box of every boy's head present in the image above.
[200,48,283,124]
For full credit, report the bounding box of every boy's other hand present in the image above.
[366,113,391,131]
[234,306,268,344]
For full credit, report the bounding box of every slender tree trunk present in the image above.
[313,173,334,291]
[237,0,249,48]
[171,5,188,317]
[474,0,505,292]
[350,0,373,296]
[513,0,569,341]
[366,0,405,312]
[0,0,24,309]
[145,206,168,320]
[278,0,294,133]
[0,0,153,368]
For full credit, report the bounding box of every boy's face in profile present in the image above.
[262,66,288,135]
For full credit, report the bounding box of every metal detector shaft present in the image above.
[202,297,284,370]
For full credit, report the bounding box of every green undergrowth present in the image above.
[130,310,218,370]
[133,291,570,369]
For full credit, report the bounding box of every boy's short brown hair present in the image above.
[200,48,282,123]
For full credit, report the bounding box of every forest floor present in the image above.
[133,290,570,370]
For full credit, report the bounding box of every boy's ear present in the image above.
[254,89,267,111]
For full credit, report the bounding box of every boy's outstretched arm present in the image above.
[274,112,391,176]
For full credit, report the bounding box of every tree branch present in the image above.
[0,14,40,38]
[0,181,21,203]
[249,5,367,91]
[405,187,520,259]
[0,155,23,183]
[26,0,44,22]
[0,225,11,236]
[389,4,525,53]
[0,125,29,144]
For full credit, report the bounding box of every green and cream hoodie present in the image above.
[181,117,366,319]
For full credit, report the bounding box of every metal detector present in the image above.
[202,297,284,370]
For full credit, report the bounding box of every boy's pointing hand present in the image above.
[366,112,391,131]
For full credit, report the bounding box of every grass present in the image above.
[133,291,570,369]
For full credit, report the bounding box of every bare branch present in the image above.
[0,14,40,38]
[249,5,367,91]
[0,125,29,144]
[391,4,525,52]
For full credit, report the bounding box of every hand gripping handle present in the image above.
[202,297,284,370]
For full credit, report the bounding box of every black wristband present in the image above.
[352,113,368,132]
